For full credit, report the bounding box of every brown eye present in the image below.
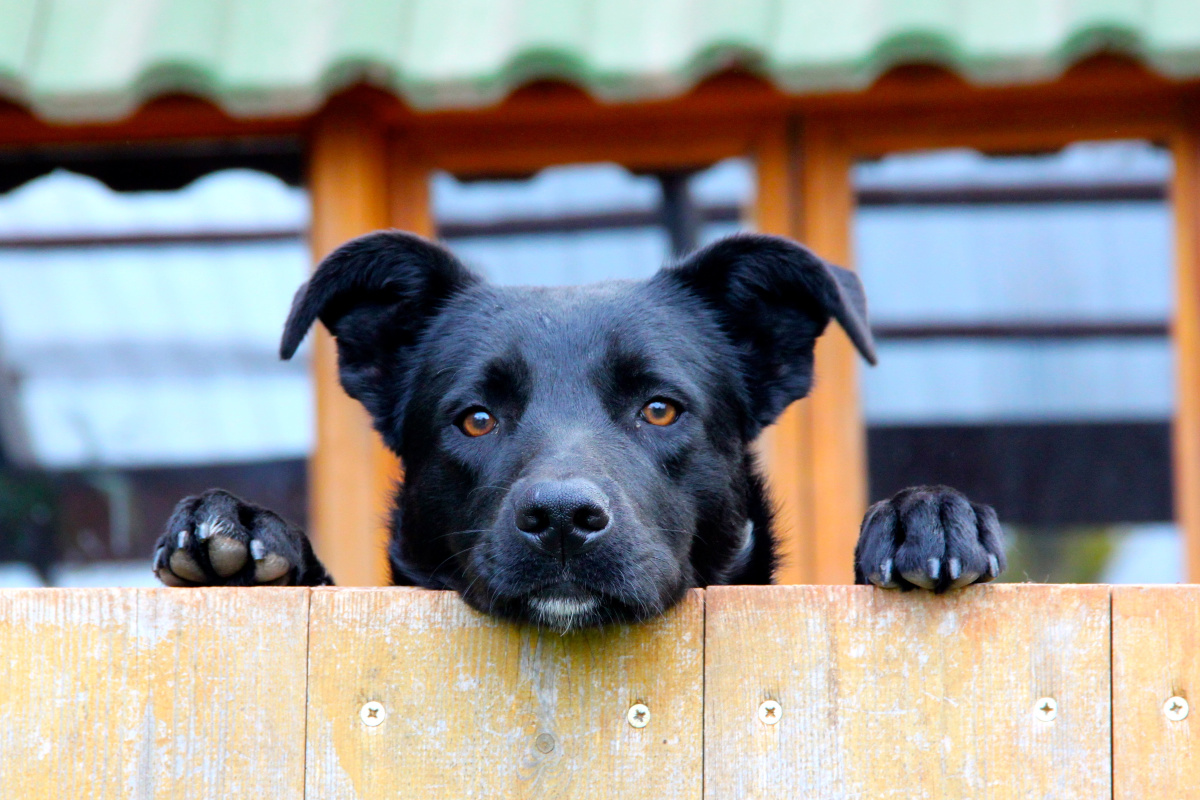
[641,399,680,426]
[459,408,497,437]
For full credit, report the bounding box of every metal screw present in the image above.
[360,701,386,727]
[534,733,555,753]
[1164,696,1190,722]
[627,703,650,728]
[758,700,782,725]
[1033,697,1057,722]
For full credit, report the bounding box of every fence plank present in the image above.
[0,588,310,799]
[304,587,703,799]
[703,584,1111,799]
[0,589,141,798]
[1113,585,1200,797]
[133,587,310,798]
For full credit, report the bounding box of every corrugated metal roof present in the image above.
[2,0,1199,122]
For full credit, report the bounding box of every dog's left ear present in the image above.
[279,230,480,449]
[665,233,876,432]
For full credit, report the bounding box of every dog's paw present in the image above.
[153,489,318,587]
[854,485,1006,592]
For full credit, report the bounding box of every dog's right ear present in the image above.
[663,233,876,435]
[280,230,480,445]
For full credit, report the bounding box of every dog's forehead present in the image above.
[448,280,683,359]
[413,278,733,407]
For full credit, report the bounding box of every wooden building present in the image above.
[2,0,1198,584]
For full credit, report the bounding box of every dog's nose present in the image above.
[514,479,611,560]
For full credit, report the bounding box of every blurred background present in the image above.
[0,141,1178,586]
[0,1,1193,587]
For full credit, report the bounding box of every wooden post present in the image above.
[753,118,866,584]
[307,102,395,586]
[753,120,816,584]
[794,118,867,585]
[1172,121,1200,583]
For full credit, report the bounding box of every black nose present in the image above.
[514,479,611,560]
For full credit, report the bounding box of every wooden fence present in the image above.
[0,584,1195,798]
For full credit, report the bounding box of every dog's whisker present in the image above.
[466,483,511,498]
[426,528,489,545]
[427,541,488,578]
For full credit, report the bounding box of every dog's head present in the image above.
[282,231,874,630]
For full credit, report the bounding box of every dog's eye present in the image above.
[641,399,681,427]
[458,407,497,437]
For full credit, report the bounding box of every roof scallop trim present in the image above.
[2,0,1198,122]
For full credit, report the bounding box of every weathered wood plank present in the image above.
[703,585,1111,799]
[1113,585,1200,798]
[0,588,310,799]
[0,589,141,798]
[304,588,703,799]
[133,588,310,798]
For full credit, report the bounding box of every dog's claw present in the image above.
[870,558,900,589]
[985,553,1001,581]
[947,557,960,582]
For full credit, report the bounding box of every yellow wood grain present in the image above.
[703,584,1112,799]
[0,589,140,797]
[304,588,704,799]
[0,588,309,799]
[1112,585,1200,797]
[133,588,310,798]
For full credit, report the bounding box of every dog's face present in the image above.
[281,232,874,630]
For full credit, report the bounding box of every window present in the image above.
[855,141,1178,583]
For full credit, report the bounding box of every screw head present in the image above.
[627,703,650,728]
[359,701,386,727]
[534,732,555,753]
[758,700,782,725]
[1164,696,1189,722]
[1033,697,1057,722]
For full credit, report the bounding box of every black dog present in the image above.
[153,231,1006,630]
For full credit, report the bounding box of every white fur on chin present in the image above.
[529,595,599,631]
